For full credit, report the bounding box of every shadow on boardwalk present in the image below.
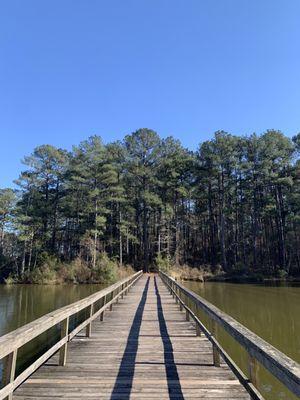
[110,277,150,399]
[154,276,184,400]
[110,275,184,400]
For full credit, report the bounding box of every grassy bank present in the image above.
[155,254,219,282]
[4,254,135,285]
[155,255,300,283]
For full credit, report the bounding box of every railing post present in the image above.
[121,284,124,299]
[185,309,190,321]
[59,317,69,366]
[175,285,178,303]
[110,291,114,311]
[100,295,106,321]
[248,354,259,388]
[211,320,220,367]
[3,349,17,400]
[179,288,183,311]
[196,323,201,336]
[86,304,94,337]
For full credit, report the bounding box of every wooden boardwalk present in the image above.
[14,275,250,399]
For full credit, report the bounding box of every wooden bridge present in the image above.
[0,271,299,400]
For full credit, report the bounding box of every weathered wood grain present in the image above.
[13,275,250,400]
[160,271,300,398]
[0,272,142,360]
[0,271,142,400]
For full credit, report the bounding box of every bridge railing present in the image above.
[0,270,143,400]
[159,271,300,400]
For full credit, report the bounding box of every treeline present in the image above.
[1,128,300,281]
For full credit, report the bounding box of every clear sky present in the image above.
[1,0,300,187]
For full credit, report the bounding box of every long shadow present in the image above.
[154,276,184,400]
[110,277,150,400]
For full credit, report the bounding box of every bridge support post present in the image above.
[3,349,17,400]
[110,291,114,311]
[86,304,94,337]
[59,317,69,366]
[179,289,183,311]
[211,320,220,367]
[248,354,258,388]
[186,309,190,321]
[100,295,106,321]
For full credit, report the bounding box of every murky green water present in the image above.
[0,284,105,385]
[0,282,299,399]
[184,281,300,400]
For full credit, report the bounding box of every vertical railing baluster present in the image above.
[59,317,69,366]
[211,320,220,367]
[86,304,94,337]
[248,354,259,388]
[196,323,201,336]
[185,296,190,321]
[110,291,114,311]
[3,349,18,400]
[179,287,183,311]
[100,295,106,321]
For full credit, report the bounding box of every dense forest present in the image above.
[1,128,300,282]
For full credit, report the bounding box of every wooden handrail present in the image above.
[0,270,143,400]
[159,271,300,399]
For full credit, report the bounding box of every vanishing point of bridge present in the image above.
[0,272,299,399]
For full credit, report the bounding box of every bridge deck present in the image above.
[14,275,250,399]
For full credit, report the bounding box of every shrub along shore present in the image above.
[2,129,300,283]
[4,253,135,285]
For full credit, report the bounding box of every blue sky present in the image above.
[1,0,300,187]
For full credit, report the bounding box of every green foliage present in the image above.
[92,253,118,284]
[1,128,300,282]
[58,258,91,283]
[155,254,173,272]
[276,269,288,279]
[4,275,17,285]
[26,265,57,284]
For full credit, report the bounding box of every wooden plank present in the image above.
[160,271,300,397]
[0,272,142,400]
[0,271,142,359]
[13,275,250,400]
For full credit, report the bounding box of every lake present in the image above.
[184,280,300,400]
[0,283,105,385]
[0,281,299,399]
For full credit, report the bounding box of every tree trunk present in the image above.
[93,199,98,269]
[119,210,123,266]
[143,200,149,272]
[219,172,227,272]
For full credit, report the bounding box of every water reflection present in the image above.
[0,284,105,385]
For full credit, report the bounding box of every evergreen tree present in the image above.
[1,128,300,281]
